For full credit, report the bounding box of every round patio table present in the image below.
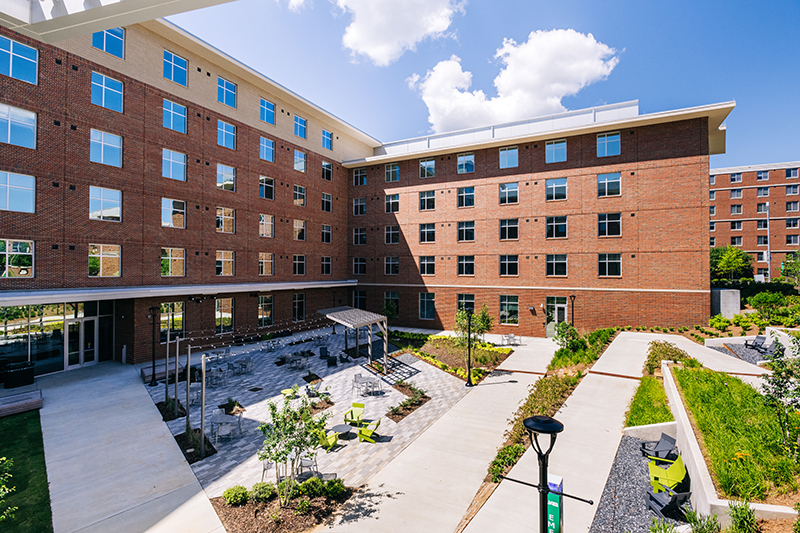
[281,388,295,399]
[331,423,353,439]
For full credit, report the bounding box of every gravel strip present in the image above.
[589,436,688,533]
[709,342,766,365]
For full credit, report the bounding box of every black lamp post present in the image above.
[465,306,474,387]
[148,306,160,387]
[331,291,336,334]
[569,295,576,326]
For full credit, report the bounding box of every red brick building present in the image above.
[0,20,733,374]
[709,161,800,280]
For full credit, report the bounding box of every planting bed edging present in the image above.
[660,360,797,525]
[622,421,676,442]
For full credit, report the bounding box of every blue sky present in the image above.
[168,0,800,168]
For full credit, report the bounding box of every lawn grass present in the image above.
[625,376,674,427]
[0,411,53,533]
[674,367,800,500]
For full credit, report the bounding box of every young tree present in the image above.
[782,253,800,285]
[712,245,753,280]
[747,291,786,323]
[0,457,17,523]
[761,336,800,453]
[474,303,494,341]
[454,303,494,344]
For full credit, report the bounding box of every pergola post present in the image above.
[356,326,360,361]
[367,324,373,363]
[382,319,388,370]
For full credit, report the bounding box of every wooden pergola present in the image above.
[317,306,388,367]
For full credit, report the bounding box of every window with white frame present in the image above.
[420,223,435,243]
[216,164,235,191]
[789,185,799,196]
[162,100,186,133]
[353,168,366,186]
[598,213,622,237]
[457,294,474,311]
[322,162,332,181]
[160,302,184,341]
[385,256,399,275]
[216,207,235,234]
[788,219,799,229]
[385,225,400,244]
[757,220,768,230]
[546,254,567,276]
[260,176,274,200]
[353,227,366,245]
[458,187,474,207]
[730,173,742,183]
[321,256,331,275]
[758,236,769,246]
[500,295,519,324]
[215,297,233,333]
[260,99,275,124]
[731,204,742,215]
[294,150,306,172]
[457,153,475,174]
[457,255,474,275]
[710,237,716,247]
[89,244,120,277]
[545,178,567,201]
[217,77,236,107]
[385,194,399,213]
[293,294,305,322]
[0,171,35,213]
[757,171,769,181]
[597,132,620,157]
[731,221,742,231]
[787,168,799,179]
[546,140,567,163]
[160,248,184,277]
[598,172,621,197]
[731,236,742,246]
[91,72,123,112]
[710,222,716,231]
[499,182,519,204]
[0,36,37,85]
[500,218,519,240]
[321,224,332,243]
[385,163,400,182]
[293,254,305,275]
[710,175,716,185]
[709,191,716,201]
[598,253,621,277]
[545,216,567,239]
[419,256,435,275]
[789,202,800,212]
[163,50,187,86]
[352,291,366,310]
[710,206,716,216]
[458,221,474,242]
[788,236,799,245]
[321,192,332,212]
[757,187,769,197]
[293,220,306,241]
[757,252,765,262]
[353,257,367,275]
[89,186,121,222]
[259,137,274,162]
[0,104,35,149]
[92,28,124,58]
[294,116,306,138]
[217,120,236,149]
[162,149,186,181]
[758,268,769,276]
[322,130,333,150]
[499,146,518,169]
[419,293,436,320]
[258,295,273,326]
[90,129,121,167]
[293,185,306,207]
[756,203,768,213]
[420,158,435,178]
[500,254,519,276]
[216,251,234,276]
[353,198,366,216]
[0,239,33,277]
[419,190,435,210]
[385,291,400,314]
[730,189,742,199]
[259,214,274,238]
[161,199,185,228]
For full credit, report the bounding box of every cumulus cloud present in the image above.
[335,0,466,66]
[408,29,619,133]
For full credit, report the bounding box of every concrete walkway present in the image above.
[464,332,767,533]
[38,362,224,533]
[323,334,556,533]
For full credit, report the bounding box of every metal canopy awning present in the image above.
[318,306,389,366]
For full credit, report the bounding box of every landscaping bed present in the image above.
[386,380,430,423]
[155,398,186,421]
[309,397,334,415]
[174,429,217,465]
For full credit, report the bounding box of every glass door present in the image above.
[545,297,569,338]
[83,319,96,364]
[65,318,98,368]
[67,320,80,367]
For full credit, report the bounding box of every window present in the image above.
[353,168,367,186]
[216,207,235,234]
[710,222,715,231]
[598,213,622,237]
[419,256,435,275]
[457,255,474,276]
[293,255,305,275]
[321,224,332,243]
[385,257,399,275]
[162,50,187,86]
[259,214,274,237]
[293,185,306,207]
[709,191,716,201]
[710,175,716,185]
[353,257,367,275]
[353,227,366,245]
[162,100,186,133]
[385,163,400,182]
[0,36,37,85]
[217,77,236,108]
[757,220,768,230]
[419,190,435,210]
[757,252,765,262]
[385,194,399,213]
[730,173,742,183]
[457,294,474,311]
[90,130,121,167]
[294,116,306,138]
[499,146,518,169]
[731,236,742,246]
[546,140,567,163]
[788,169,799,179]
[546,254,567,276]
[788,219,799,229]
[730,189,742,199]
[420,158,435,178]
[788,236,799,246]
[321,192,332,212]
[91,72,123,112]
[420,223,435,243]
[597,132,620,157]
[0,172,34,213]
[88,244,120,277]
[260,176,274,200]
[758,268,769,277]
[500,219,519,240]
[216,250,234,276]
[0,104,35,149]
[260,99,275,125]
[160,302,184,341]
[545,178,567,201]
[757,187,769,197]
[322,162,332,181]
[322,130,333,150]
[419,293,436,320]
[756,203,768,213]
[254,138,274,164]
[215,298,233,333]
[731,221,742,231]
[89,186,121,222]
[730,205,742,215]
[500,295,519,325]
[457,153,475,174]
[162,149,186,181]
[216,164,235,191]
[710,206,716,216]
[789,185,799,196]
[385,291,400,314]
[161,199,185,229]
[500,183,519,204]
[757,171,769,181]
[92,28,124,58]
[160,248,184,277]
[500,255,519,276]
[458,221,475,242]
[353,291,366,310]
[385,225,400,244]
[293,220,306,241]
[321,256,331,275]
[294,150,306,172]
[789,202,800,212]
[293,294,305,322]
[0,239,33,277]
[758,236,769,246]
[598,173,621,197]
[217,120,236,149]
[546,216,567,239]
[353,198,366,216]
[258,295,273,326]
[458,187,474,208]
[710,237,716,247]
[598,253,621,277]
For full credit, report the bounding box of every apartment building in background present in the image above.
[0,19,733,374]
[709,161,800,280]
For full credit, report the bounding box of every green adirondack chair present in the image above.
[344,402,365,426]
[649,454,689,493]
[318,430,338,452]
[358,419,381,443]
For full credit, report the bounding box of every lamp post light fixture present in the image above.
[568,295,576,326]
[465,306,474,387]
[148,305,160,387]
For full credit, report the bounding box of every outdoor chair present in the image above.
[327,355,338,367]
[358,419,381,443]
[646,484,691,520]
[297,454,318,476]
[640,433,677,461]
[507,333,516,345]
[339,352,351,363]
[744,335,767,352]
[344,402,365,426]
[188,382,201,405]
[648,455,689,494]
[318,429,339,452]
[306,379,323,397]
[352,374,364,395]
[320,346,328,359]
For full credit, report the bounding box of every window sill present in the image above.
[545,199,568,203]
[598,194,622,199]
[457,206,475,209]
[500,323,520,327]
[499,275,520,278]
[545,237,568,240]
[598,235,622,239]
[500,239,520,242]
[499,202,519,206]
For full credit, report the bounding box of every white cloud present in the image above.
[408,29,619,133]
[274,0,307,12]
[335,0,466,66]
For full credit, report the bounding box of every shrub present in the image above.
[488,444,525,483]
[649,518,676,532]
[732,314,752,330]
[278,479,300,500]
[748,291,788,323]
[294,496,311,515]
[728,500,757,533]
[506,374,580,445]
[248,482,275,502]
[0,457,17,523]
[708,314,731,332]
[644,341,690,375]
[685,509,721,533]
[299,476,325,498]
[325,478,347,500]
[222,485,249,507]
[793,503,800,533]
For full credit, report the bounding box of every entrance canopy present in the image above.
[317,307,388,365]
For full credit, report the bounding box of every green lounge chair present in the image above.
[344,403,364,426]
[318,430,338,452]
[358,419,381,443]
[648,454,689,494]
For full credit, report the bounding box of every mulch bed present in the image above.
[210,491,353,533]
[174,428,217,464]
[156,399,186,421]
[309,397,335,415]
[386,382,431,423]
[419,338,511,372]
[274,360,286,367]
[302,373,321,384]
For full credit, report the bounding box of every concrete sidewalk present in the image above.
[39,363,224,533]
[323,336,556,533]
